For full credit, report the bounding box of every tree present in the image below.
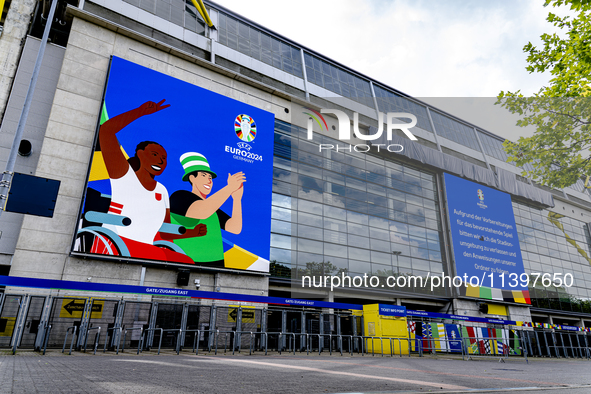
[295,261,347,280]
[497,0,591,189]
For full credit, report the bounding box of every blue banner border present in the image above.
[0,275,519,325]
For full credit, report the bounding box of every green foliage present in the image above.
[295,261,347,278]
[497,0,591,188]
[270,260,292,278]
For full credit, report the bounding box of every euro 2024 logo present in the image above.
[477,189,487,209]
[225,114,263,162]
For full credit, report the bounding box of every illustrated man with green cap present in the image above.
[169,152,245,267]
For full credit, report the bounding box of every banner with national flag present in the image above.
[407,321,418,352]
[445,324,463,353]
[422,322,433,352]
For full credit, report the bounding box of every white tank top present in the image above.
[103,165,169,244]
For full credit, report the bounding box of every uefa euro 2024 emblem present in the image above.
[235,114,257,142]
[477,189,484,201]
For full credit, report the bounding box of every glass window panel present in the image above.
[298,212,323,227]
[393,253,411,267]
[324,242,348,258]
[367,183,387,197]
[390,230,409,244]
[271,219,292,235]
[407,205,425,217]
[370,238,391,253]
[347,222,369,237]
[412,258,431,271]
[371,251,392,265]
[348,234,370,249]
[271,233,292,249]
[348,247,369,262]
[324,193,346,208]
[429,250,442,262]
[298,199,323,215]
[326,182,346,196]
[298,162,323,178]
[388,189,406,202]
[347,211,369,225]
[324,205,346,220]
[346,188,366,202]
[272,193,292,208]
[297,224,323,241]
[272,206,291,221]
[297,252,324,266]
[346,176,367,191]
[369,216,389,230]
[323,171,345,185]
[298,174,324,191]
[369,227,389,241]
[349,259,371,275]
[389,221,408,234]
[297,238,323,254]
[409,236,428,250]
[324,217,347,233]
[427,238,441,251]
[409,226,426,239]
[324,229,347,245]
[345,198,367,213]
[270,247,292,264]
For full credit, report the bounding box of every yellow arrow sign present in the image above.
[227,306,255,323]
[59,298,104,319]
[0,317,16,337]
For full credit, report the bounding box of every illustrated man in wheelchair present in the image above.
[76,100,206,263]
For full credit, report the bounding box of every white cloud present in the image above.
[213,0,565,96]
[211,0,572,139]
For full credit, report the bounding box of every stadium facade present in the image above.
[0,0,591,352]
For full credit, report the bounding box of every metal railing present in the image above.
[183,329,201,355]
[121,327,143,355]
[11,324,22,355]
[265,331,297,355]
[162,328,182,355]
[459,336,520,363]
[142,328,163,355]
[62,326,78,355]
[411,336,464,359]
[5,291,588,362]
[83,326,101,355]
[103,327,123,355]
[42,324,52,355]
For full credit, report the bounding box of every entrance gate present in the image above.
[0,291,589,361]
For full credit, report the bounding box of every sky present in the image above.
[210,0,572,141]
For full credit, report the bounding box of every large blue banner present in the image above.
[73,57,274,272]
[444,173,526,292]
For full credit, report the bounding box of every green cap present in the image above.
[180,152,217,181]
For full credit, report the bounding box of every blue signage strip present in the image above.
[560,325,580,331]
[0,275,361,311]
[378,304,407,317]
[0,275,524,326]
[444,173,526,291]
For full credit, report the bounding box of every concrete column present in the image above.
[0,0,37,121]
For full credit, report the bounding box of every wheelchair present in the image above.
[74,188,186,257]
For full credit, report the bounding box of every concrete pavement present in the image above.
[1,350,591,393]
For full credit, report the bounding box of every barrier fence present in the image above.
[0,292,589,361]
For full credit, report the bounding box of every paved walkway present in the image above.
[1,350,591,393]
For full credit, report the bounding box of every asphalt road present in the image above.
[1,351,591,393]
